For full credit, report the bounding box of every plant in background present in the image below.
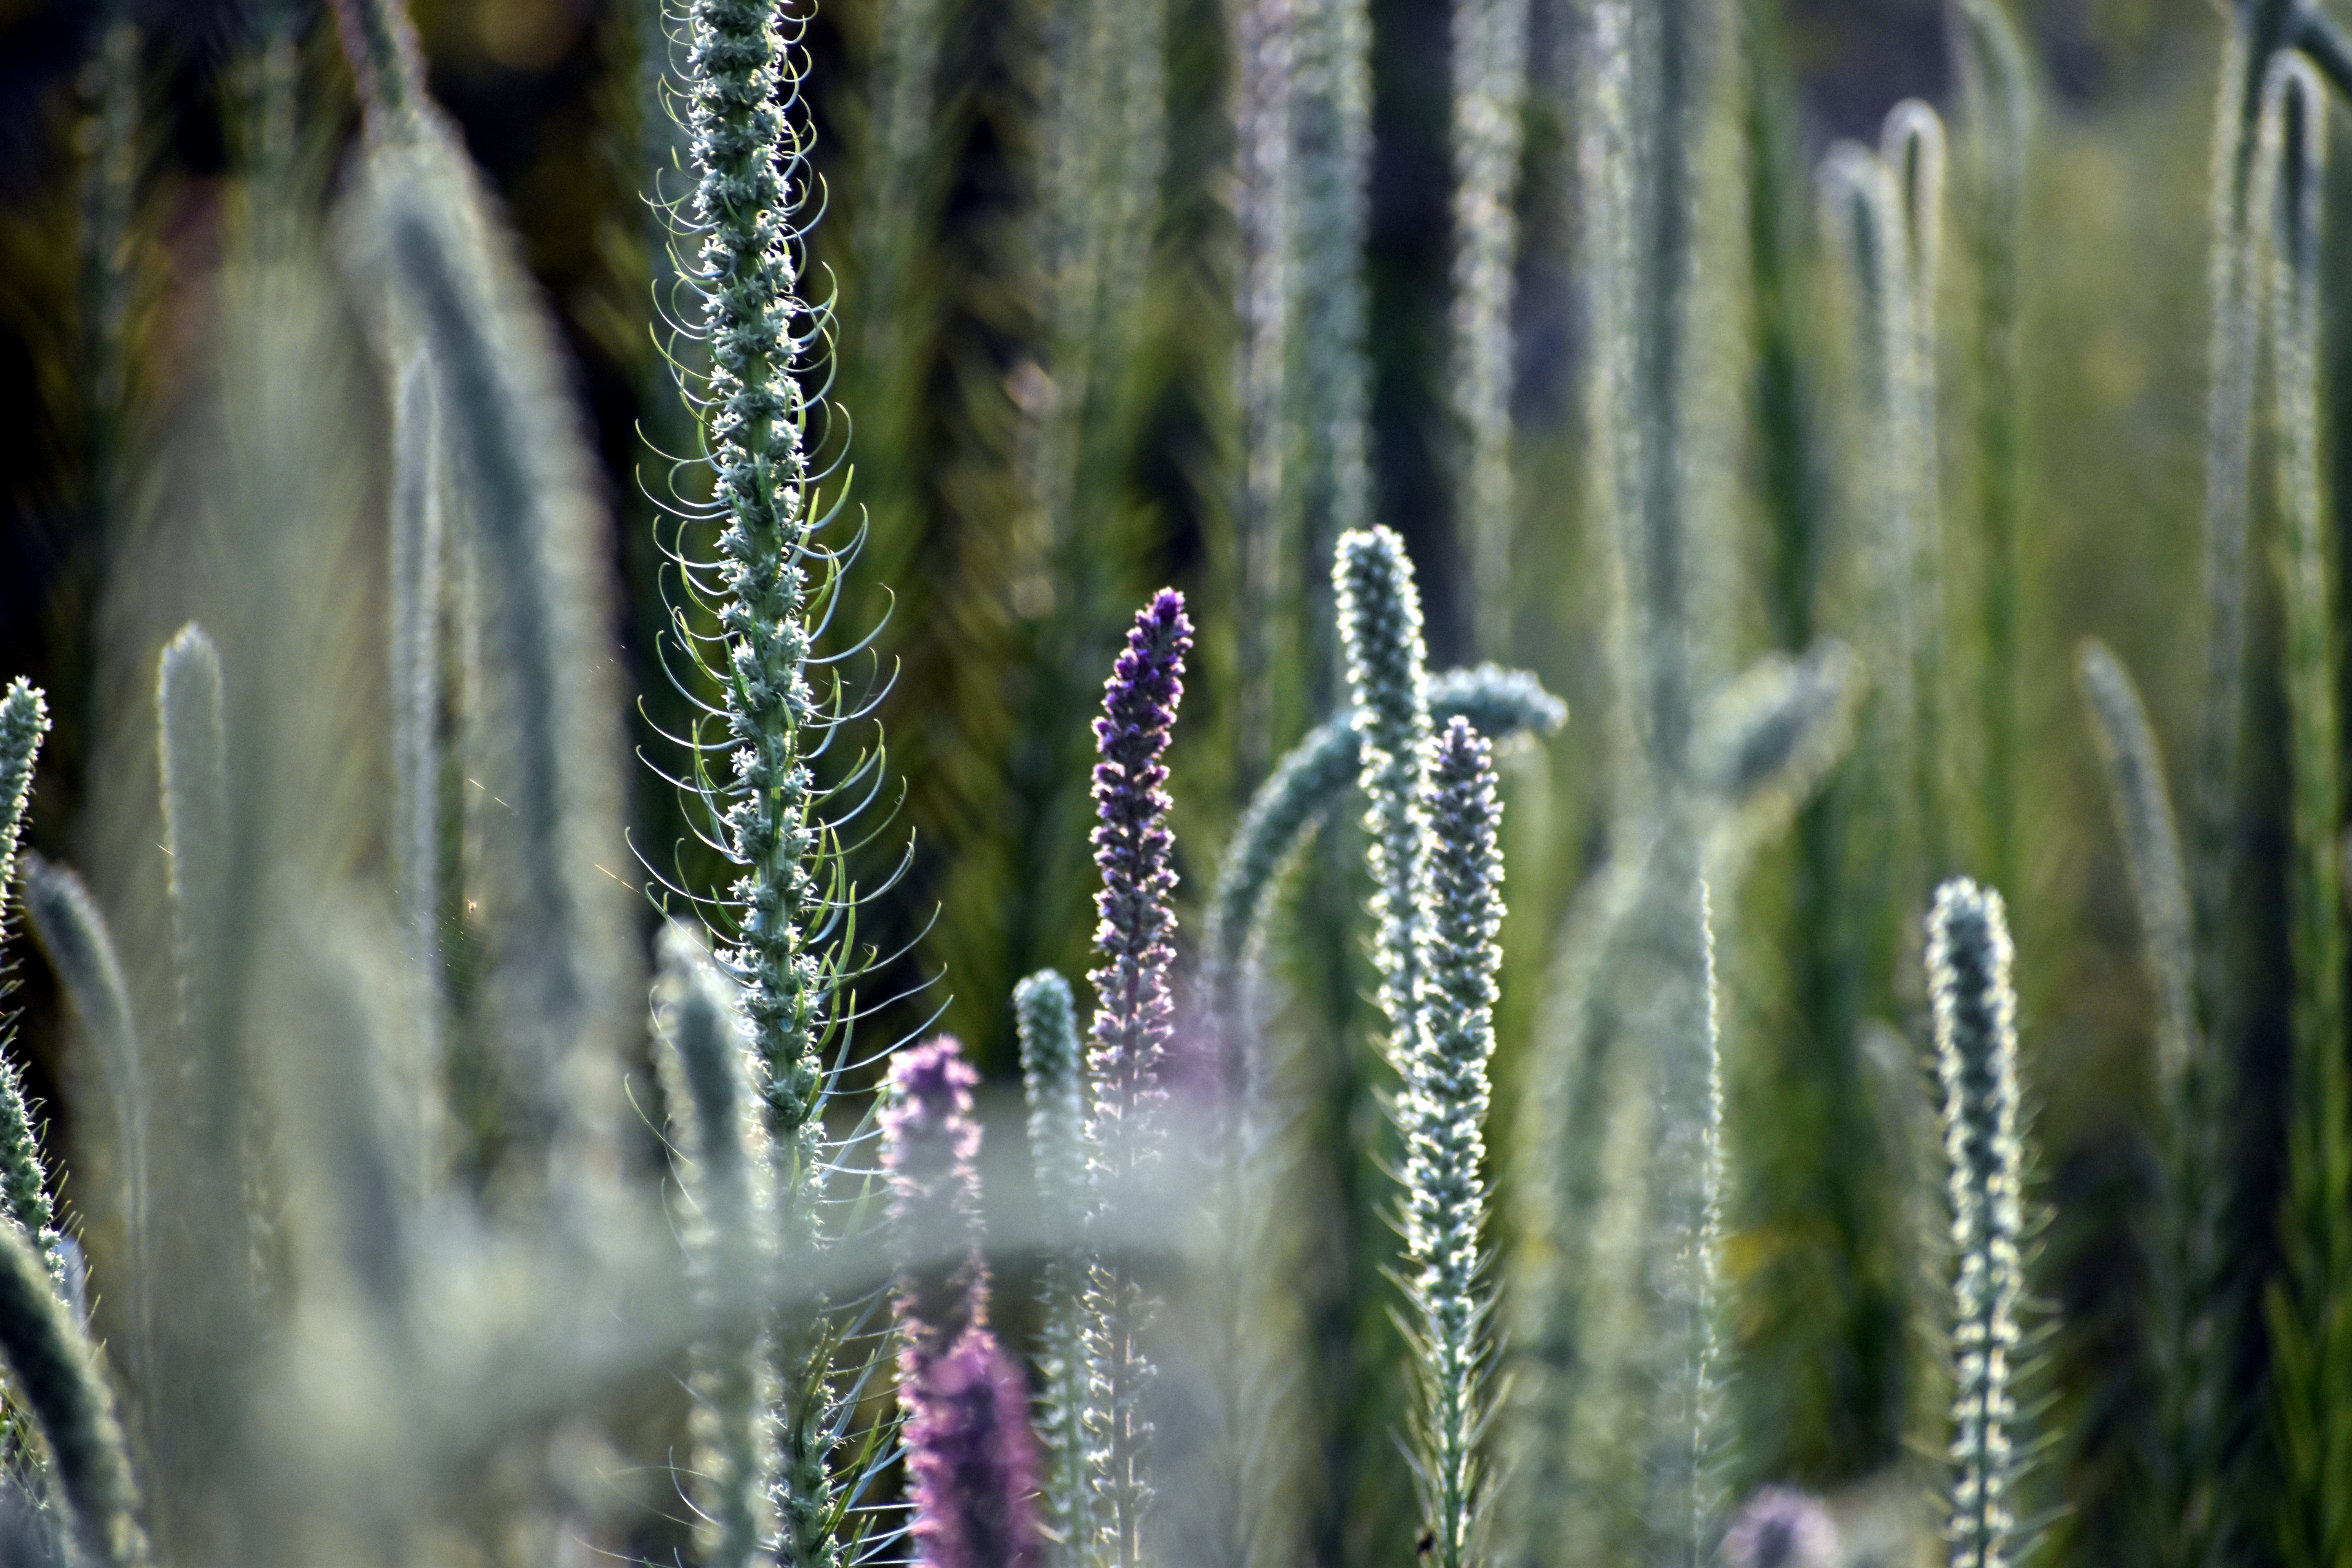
[1496,5,1742,1561]
[1820,97,1948,888]
[1448,0,1528,657]
[883,1037,1044,1568]
[1291,0,1374,692]
[337,0,640,1207]
[1952,0,2029,897]
[1927,877,2045,1568]
[1231,0,1294,783]
[2076,639,2233,1568]
[0,681,142,1568]
[2249,52,2352,1568]
[1079,589,1192,1568]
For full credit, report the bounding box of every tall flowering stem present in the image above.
[0,681,45,908]
[1016,969,1091,1560]
[906,1333,1047,1568]
[1293,0,1374,679]
[652,924,779,1568]
[682,0,844,1560]
[1450,0,1529,655]
[0,682,62,1287]
[1928,878,2034,1568]
[2253,55,2352,1568]
[1233,0,1294,781]
[885,1038,1047,1568]
[1080,590,1192,1568]
[885,1040,985,1371]
[1336,527,1434,1050]
[1401,719,1506,1568]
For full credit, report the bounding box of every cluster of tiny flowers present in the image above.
[1928,878,2025,1568]
[1085,589,1194,1171]
[1396,718,1506,1568]
[885,1038,987,1365]
[883,1037,1044,1568]
[1081,590,1192,1568]
[905,1331,1045,1568]
[1335,526,1435,1045]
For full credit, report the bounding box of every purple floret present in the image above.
[886,1037,986,1372]
[1721,1486,1839,1568]
[1087,588,1194,1169]
[905,1327,1047,1568]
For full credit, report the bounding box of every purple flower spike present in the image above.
[906,1327,1047,1568]
[1721,1486,1839,1568]
[1087,588,1194,1167]
[886,1037,987,1372]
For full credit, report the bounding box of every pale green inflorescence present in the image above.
[1335,525,1434,1050]
[684,0,840,1560]
[1927,878,2030,1568]
[0,681,44,907]
[0,682,62,1287]
[1400,718,1506,1568]
[0,1223,145,1568]
[1202,663,1564,1031]
[157,626,230,1065]
[653,922,781,1568]
[1015,968,1091,1564]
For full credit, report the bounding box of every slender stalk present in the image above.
[1016,969,1091,1566]
[1497,6,1727,1559]
[158,626,230,1069]
[1335,526,1435,1051]
[337,0,640,1199]
[2190,0,2296,1035]
[1927,878,2034,1568]
[2251,54,2352,1568]
[652,923,779,1568]
[2076,644,2195,1088]
[1233,0,1295,785]
[2076,639,2234,1568]
[1953,0,2028,896]
[1450,0,1530,656]
[1880,102,1948,882]
[18,860,150,1433]
[1291,0,1373,696]
[387,358,443,996]
[0,1225,146,1568]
